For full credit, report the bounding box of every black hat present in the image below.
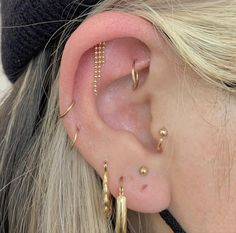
[1,0,100,82]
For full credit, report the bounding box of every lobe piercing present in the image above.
[59,101,75,118]
[131,60,139,91]
[157,127,168,152]
[139,166,149,176]
[94,42,106,95]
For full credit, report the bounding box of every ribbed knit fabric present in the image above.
[1,0,99,82]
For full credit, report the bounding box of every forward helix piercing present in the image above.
[157,127,168,152]
[131,60,139,91]
[59,101,75,118]
[94,42,106,96]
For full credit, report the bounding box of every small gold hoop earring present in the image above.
[59,101,75,118]
[115,177,127,233]
[103,161,112,219]
[70,127,80,150]
[157,127,168,152]
[131,60,139,91]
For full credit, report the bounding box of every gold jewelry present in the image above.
[115,177,127,233]
[59,101,75,118]
[157,127,168,152]
[103,161,112,219]
[139,166,149,176]
[131,60,139,91]
[94,42,106,95]
[70,127,80,150]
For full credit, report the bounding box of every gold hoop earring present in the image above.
[103,161,112,219]
[70,127,80,150]
[157,127,168,152]
[131,60,139,91]
[59,101,75,118]
[115,177,127,233]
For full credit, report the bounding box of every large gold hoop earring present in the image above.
[103,162,112,219]
[115,177,127,233]
[131,60,139,91]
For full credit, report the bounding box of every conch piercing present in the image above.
[70,127,80,149]
[115,177,127,233]
[94,42,106,95]
[59,101,75,118]
[103,161,112,219]
[157,127,168,152]
[131,60,139,91]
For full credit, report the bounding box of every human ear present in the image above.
[59,11,171,213]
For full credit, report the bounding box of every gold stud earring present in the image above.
[59,101,75,118]
[94,42,106,95]
[157,127,168,152]
[139,166,149,176]
[103,161,112,219]
[70,127,80,150]
[115,177,127,233]
[131,60,139,91]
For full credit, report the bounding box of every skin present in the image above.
[59,12,236,233]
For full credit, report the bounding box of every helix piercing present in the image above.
[94,42,106,95]
[59,101,75,118]
[70,127,80,150]
[139,166,149,176]
[131,60,139,91]
[103,161,112,219]
[157,127,168,152]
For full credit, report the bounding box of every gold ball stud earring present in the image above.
[103,161,112,219]
[157,127,168,152]
[139,166,149,176]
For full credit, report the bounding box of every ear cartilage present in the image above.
[94,42,106,95]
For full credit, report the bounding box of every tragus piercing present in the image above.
[131,60,139,91]
[157,127,168,152]
[59,101,75,118]
[94,42,106,95]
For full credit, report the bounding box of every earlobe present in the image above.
[59,11,171,213]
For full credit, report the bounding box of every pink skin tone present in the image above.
[59,12,236,233]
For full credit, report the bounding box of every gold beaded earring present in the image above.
[115,177,127,233]
[103,161,112,219]
[94,42,106,95]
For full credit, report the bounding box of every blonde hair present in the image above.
[0,0,236,232]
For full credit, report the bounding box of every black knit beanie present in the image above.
[1,0,100,82]
[1,1,186,232]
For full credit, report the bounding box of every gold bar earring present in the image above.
[103,161,112,219]
[115,177,127,233]
[59,101,75,118]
